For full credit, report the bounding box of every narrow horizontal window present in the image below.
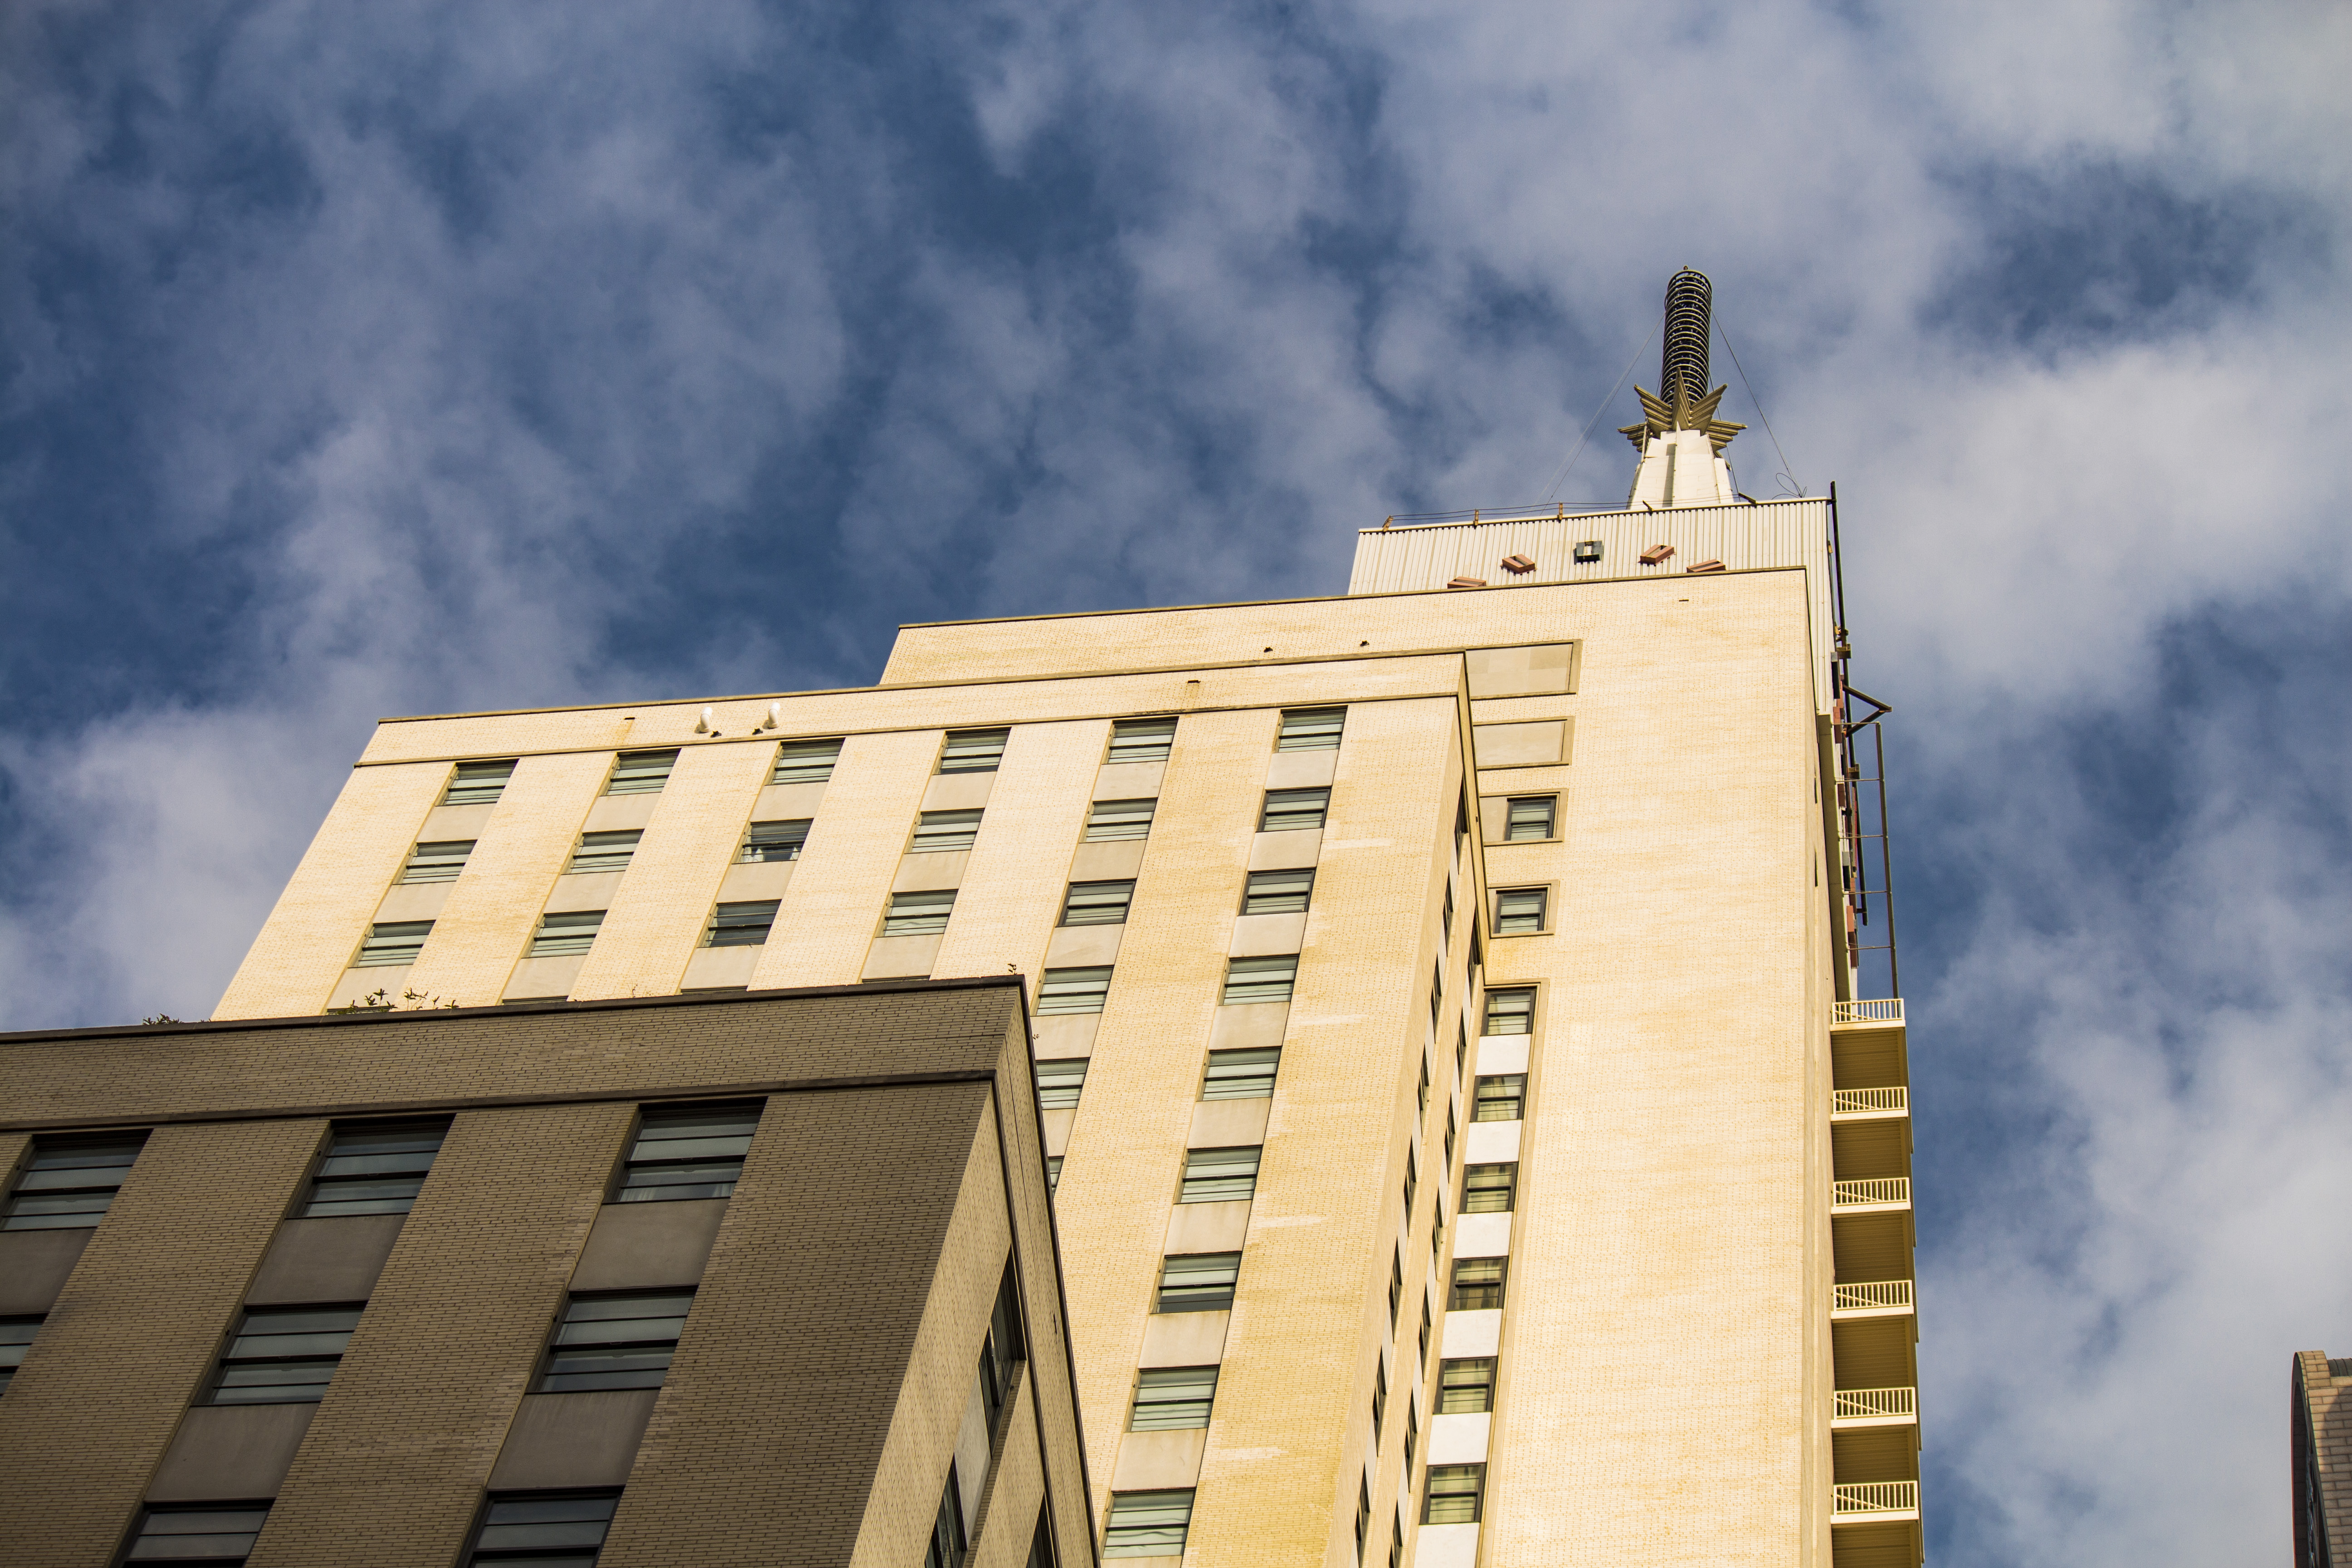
[1422,1463,1486,1525]
[770,737,842,785]
[1221,955,1297,1006]
[1472,1074,1525,1123]
[400,840,474,883]
[209,1304,363,1404]
[1241,868,1313,916]
[938,727,1009,774]
[539,1291,693,1392]
[616,1102,762,1203]
[1060,879,1135,926]
[527,911,603,958]
[567,830,641,875]
[1201,1046,1279,1100]
[2,1133,146,1231]
[1037,966,1112,1015]
[0,1315,42,1394]
[441,760,514,807]
[1462,1162,1517,1214]
[1131,1365,1218,1431]
[740,820,808,863]
[1438,1356,1496,1413]
[1494,887,1548,933]
[467,1491,618,1565]
[1504,795,1557,841]
[125,1504,270,1565]
[910,809,981,853]
[1035,1059,1088,1110]
[1178,1146,1260,1204]
[604,749,678,795]
[1275,706,1346,751]
[1448,1257,1506,1312]
[299,1119,449,1218]
[706,900,779,947]
[882,889,956,936]
[1154,1251,1239,1313]
[1104,1489,1193,1558]
[1107,716,1177,765]
[1481,986,1535,1036]
[355,920,432,967]
[1085,798,1156,842]
[1259,787,1329,833]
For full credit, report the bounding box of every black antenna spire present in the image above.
[1660,268,1711,414]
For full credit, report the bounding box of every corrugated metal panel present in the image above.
[1348,499,1836,711]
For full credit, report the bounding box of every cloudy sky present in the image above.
[3,0,2346,1559]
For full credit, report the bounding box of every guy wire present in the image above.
[1542,322,1655,503]
[1715,315,1798,494]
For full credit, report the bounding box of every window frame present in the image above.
[1037,966,1113,1015]
[1472,1073,1526,1123]
[1447,1257,1507,1312]
[464,1490,621,1566]
[567,830,642,876]
[399,840,475,884]
[881,888,957,937]
[1153,1251,1240,1314]
[1103,1489,1194,1559]
[1492,885,1552,935]
[1437,1355,1498,1413]
[1480,986,1537,1037]
[769,737,843,785]
[122,1503,274,1566]
[909,809,983,854]
[1059,879,1136,927]
[354,920,434,968]
[1106,716,1177,766]
[1500,794,1559,843]
[1220,955,1298,1006]
[1258,787,1330,833]
[297,1118,449,1219]
[1129,1364,1219,1431]
[706,900,780,948]
[603,749,679,796]
[1201,1046,1280,1101]
[1034,1058,1088,1111]
[441,760,515,807]
[1176,1146,1261,1205]
[1083,798,1156,842]
[526,911,603,959]
[536,1289,695,1393]
[1274,706,1346,752]
[614,1100,764,1204]
[1461,1161,1518,1214]
[1240,867,1313,916]
[2,1132,147,1232]
[739,820,810,863]
[206,1303,365,1405]
[937,727,1010,775]
[1422,1463,1487,1525]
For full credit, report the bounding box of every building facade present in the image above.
[2295,1351,2351,1568]
[0,983,1090,1568]
[153,273,1913,1566]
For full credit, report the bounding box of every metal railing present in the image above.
[1832,998,1904,1026]
[1833,1387,1917,1421]
[1833,1178,1910,1208]
[1833,1280,1915,1313]
[1833,1087,1908,1116]
[1832,1480,1919,1517]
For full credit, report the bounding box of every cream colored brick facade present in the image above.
[195,499,1918,1566]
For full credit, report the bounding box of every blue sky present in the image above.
[3,1,2346,1560]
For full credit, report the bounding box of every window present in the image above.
[1438,1356,1496,1413]
[567,831,640,875]
[1355,1479,1371,1560]
[209,1305,363,1403]
[1504,795,1557,841]
[910,810,982,853]
[1155,1252,1239,1313]
[1060,880,1135,926]
[1402,1148,1418,1214]
[1371,1358,1388,1440]
[1494,887,1548,934]
[1046,1156,1063,1192]
[1449,1258,1506,1311]
[1241,868,1313,916]
[443,760,514,806]
[927,1466,967,1568]
[1221,955,1297,1005]
[1037,966,1112,1015]
[1104,1490,1192,1558]
[2,1133,144,1230]
[1441,882,1454,945]
[1035,1059,1088,1110]
[1481,987,1535,1036]
[1422,1464,1486,1525]
[979,1263,1025,1423]
[1463,1163,1517,1213]
[617,1102,761,1202]
[1178,1146,1259,1204]
[1417,1299,1432,1367]
[1276,707,1345,751]
[882,889,956,936]
[771,737,842,784]
[938,728,1009,774]
[299,1119,448,1218]
[355,921,432,967]
[1418,1054,1430,1114]
[1472,1074,1525,1122]
[1085,798,1155,842]
[706,901,779,947]
[1404,1402,1420,1473]
[740,821,808,862]
[539,1291,692,1391]
[1,1316,40,1394]
[1388,1251,1402,1324]
[466,1493,619,1566]
[1107,716,1176,764]
[401,840,474,883]
[1130,1365,1218,1430]
[123,1504,271,1565]
[1259,787,1329,833]
[528,911,602,958]
[605,749,678,795]
[1202,1047,1279,1100]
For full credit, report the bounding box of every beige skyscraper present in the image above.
[199,270,1920,1568]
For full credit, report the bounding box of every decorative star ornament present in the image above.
[1619,384,1746,453]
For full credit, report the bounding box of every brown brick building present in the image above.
[2296,1352,2351,1568]
[0,980,1091,1568]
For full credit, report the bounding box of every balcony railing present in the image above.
[1833,999,1905,1026]
[1833,1178,1910,1208]
[1833,1387,1917,1422]
[1833,1087,1908,1116]
[1832,1280,1915,1314]
[1832,1480,1919,1519]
